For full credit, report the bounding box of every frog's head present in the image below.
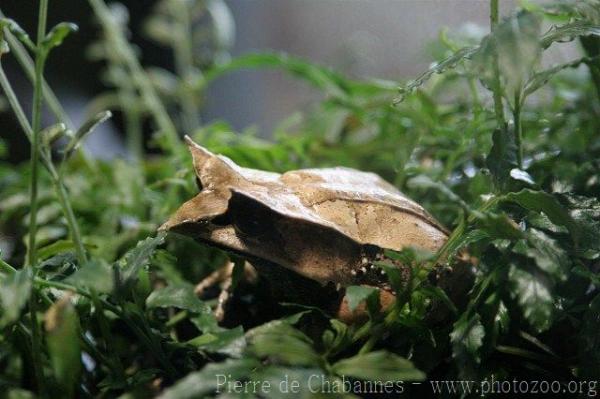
[160,137,364,286]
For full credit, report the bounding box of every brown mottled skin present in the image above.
[161,137,464,323]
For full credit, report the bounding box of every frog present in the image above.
[161,136,468,323]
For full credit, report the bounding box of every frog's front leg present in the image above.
[195,260,257,321]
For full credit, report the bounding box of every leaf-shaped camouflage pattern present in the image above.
[163,137,447,290]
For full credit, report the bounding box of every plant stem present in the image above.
[434,196,501,265]
[28,0,48,269]
[172,0,200,132]
[467,78,482,118]
[490,0,505,127]
[0,257,17,274]
[165,310,188,328]
[88,0,180,154]
[27,1,49,393]
[580,35,600,103]
[0,64,88,265]
[513,91,523,168]
[0,9,72,129]
[55,181,88,263]
[496,345,562,366]
[0,8,96,172]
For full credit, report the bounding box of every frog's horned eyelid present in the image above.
[184,137,246,191]
[184,135,204,149]
[183,134,194,145]
[184,135,217,171]
[184,136,216,158]
[161,190,230,231]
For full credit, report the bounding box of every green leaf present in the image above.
[419,285,458,314]
[480,293,509,349]
[201,52,395,98]
[332,350,425,381]
[443,229,490,261]
[322,319,351,356]
[244,312,307,340]
[190,312,220,334]
[450,313,485,378]
[37,239,94,262]
[39,252,77,273]
[345,285,378,312]
[247,321,320,367]
[44,295,81,398]
[144,15,176,47]
[41,22,78,53]
[0,18,35,51]
[518,228,569,279]
[158,358,260,399]
[394,46,478,103]
[0,192,32,214]
[151,249,185,285]
[40,123,69,150]
[503,189,579,239]
[379,263,405,295]
[146,282,210,314]
[0,39,8,55]
[559,194,600,259]
[36,239,75,261]
[540,20,600,49]
[0,268,32,327]
[573,264,600,286]
[508,265,554,333]
[495,11,541,96]
[472,11,542,100]
[187,326,245,358]
[473,211,524,240]
[486,126,518,189]
[523,56,599,98]
[118,232,165,288]
[63,110,111,159]
[65,259,114,294]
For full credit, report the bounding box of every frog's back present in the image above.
[280,167,448,252]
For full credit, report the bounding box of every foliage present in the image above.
[0,0,599,398]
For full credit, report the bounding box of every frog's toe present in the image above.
[214,276,232,322]
[194,261,234,296]
[195,260,258,322]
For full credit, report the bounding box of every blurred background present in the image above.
[3,0,567,165]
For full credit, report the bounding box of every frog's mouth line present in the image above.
[198,233,399,304]
[176,219,398,293]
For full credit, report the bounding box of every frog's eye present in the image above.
[230,194,273,238]
[233,215,269,237]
